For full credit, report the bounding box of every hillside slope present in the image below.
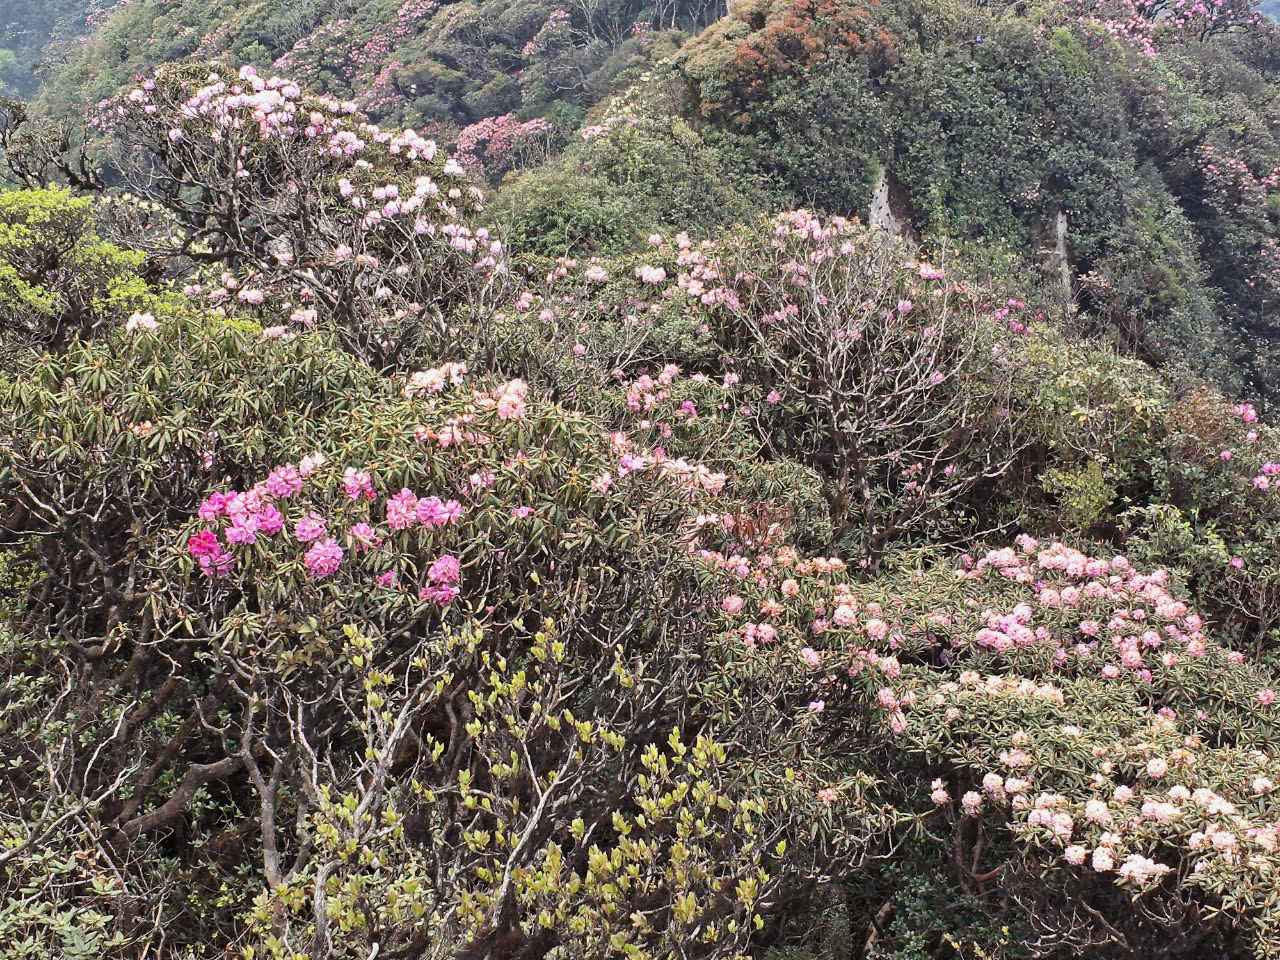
[3,5,1280,960]
[17,0,1280,414]
[493,0,1280,409]
[0,0,95,96]
[2,61,1280,958]
[33,0,721,135]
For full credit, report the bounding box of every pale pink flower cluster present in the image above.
[493,379,528,420]
[419,553,461,606]
[405,362,467,397]
[125,311,159,333]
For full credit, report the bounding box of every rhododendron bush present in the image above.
[485,213,1028,563]
[1069,0,1262,54]
[0,298,884,957]
[100,64,501,369]
[714,537,1280,956]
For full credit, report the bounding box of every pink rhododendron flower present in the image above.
[304,538,344,578]
[294,512,327,542]
[494,379,528,420]
[930,779,950,805]
[198,551,235,578]
[386,489,419,530]
[263,465,303,504]
[198,493,233,521]
[428,554,461,585]
[410,497,455,527]
[298,452,326,477]
[256,504,284,535]
[865,618,889,640]
[266,464,304,499]
[225,521,258,545]
[342,467,376,501]
[419,583,459,606]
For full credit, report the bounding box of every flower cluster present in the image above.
[455,113,557,180]
[188,458,464,591]
[1068,0,1261,56]
[404,361,467,397]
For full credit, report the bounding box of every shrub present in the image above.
[0,187,148,362]
[100,63,499,370]
[0,299,881,956]
[716,536,1280,957]
[484,213,1041,563]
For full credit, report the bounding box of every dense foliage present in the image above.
[488,0,1280,409]
[32,0,721,149]
[0,0,93,96]
[3,2,1280,959]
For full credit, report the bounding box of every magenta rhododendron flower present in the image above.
[188,529,221,559]
[386,489,418,530]
[303,538,343,578]
[266,464,304,499]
